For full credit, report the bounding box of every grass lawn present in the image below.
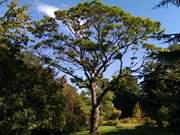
[73,125,172,135]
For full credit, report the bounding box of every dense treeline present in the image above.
[0,48,65,135]
[0,0,180,135]
[0,49,89,135]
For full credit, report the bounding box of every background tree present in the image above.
[60,82,89,132]
[153,2,180,133]
[100,91,114,122]
[141,44,180,134]
[112,69,140,118]
[32,1,162,134]
[0,50,67,135]
[0,0,31,51]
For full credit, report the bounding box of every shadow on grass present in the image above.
[74,125,172,135]
[101,125,171,135]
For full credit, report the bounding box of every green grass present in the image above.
[73,125,172,135]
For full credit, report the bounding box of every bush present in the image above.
[61,84,89,132]
[116,117,145,129]
[156,106,170,127]
[111,108,122,120]
[132,102,145,119]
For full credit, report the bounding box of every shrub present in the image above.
[132,102,145,119]
[156,106,170,127]
[111,108,122,120]
[61,84,89,132]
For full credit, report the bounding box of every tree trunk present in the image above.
[90,82,100,134]
[90,105,100,134]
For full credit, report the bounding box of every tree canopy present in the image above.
[155,0,180,8]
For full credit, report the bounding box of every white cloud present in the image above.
[37,3,59,18]
[35,2,85,34]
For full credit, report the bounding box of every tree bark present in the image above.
[89,82,100,135]
[90,105,100,134]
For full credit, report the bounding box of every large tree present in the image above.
[33,1,162,134]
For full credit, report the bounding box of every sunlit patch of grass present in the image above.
[72,126,118,135]
[116,123,143,129]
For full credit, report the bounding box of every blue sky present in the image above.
[24,0,180,34]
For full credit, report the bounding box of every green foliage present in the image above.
[156,44,180,62]
[61,84,90,132]
[0,0,31,50]
[100,92,114,120]
[142,44,180,133]
[157,106,170,124]
[113,69,140,117]
[132,102,144,119]
[0,3,66,132]
[111,108,122,120]
[31,16,58,39]
[0,49,66,135]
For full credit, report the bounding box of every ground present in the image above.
[73,125,172,135]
